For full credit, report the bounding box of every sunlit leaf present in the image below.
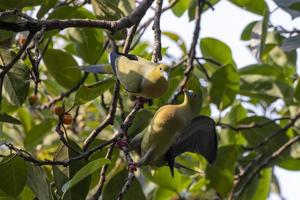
[43,49,82,89]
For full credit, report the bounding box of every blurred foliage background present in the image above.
[0,0,300,200]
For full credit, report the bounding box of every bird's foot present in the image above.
[116,139,128,149]
[128,162,137,172]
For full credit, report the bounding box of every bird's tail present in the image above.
[79,64,114,74]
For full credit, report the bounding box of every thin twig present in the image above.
[170,0,205,103]
[0,0,155,33]
[151,0,163,62]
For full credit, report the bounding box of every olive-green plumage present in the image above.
[80,52,169,99]
[112,53,169,98]
[130,90,217,176]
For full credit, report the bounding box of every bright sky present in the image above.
[141,0,300,199]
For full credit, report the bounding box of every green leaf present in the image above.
[210,65,240,109]
[43,49,82,89]
[295,78,300,101]
[118,0,135,16]
[200,37,234,66]
[48,6,95,19]
[27,164,53,200]
[62,158,110,195]
[17,108,32,133]
[170,0,190,17]
[162,31,187,54]
[24,119,56,151]
[250,10,269,61]
[53,141,91,200]
[239,168,272,200]
[74,78,115,106]
[238,64,282,77]
[239,75,293,104]
[128,109,154,136]
[91,0,123,20]
[0,0,41,9]
[289,2,300,11]
[240,21,258,41]
[0,49,30,106]
[206,146,240,198]
[0,113,21,124]
[239,117,289,154]
[68,28,104,64]
[0,156,28,197]
[103,170,146,200]
[229,0,266,15]
[149,166,191,192]
[37,0,58,18]
[153,187,177,200]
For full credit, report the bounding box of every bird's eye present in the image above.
[193,94,197,98]
[159,67,162,71]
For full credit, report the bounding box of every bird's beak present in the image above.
[183,89,194,97]
[162,71,169,80]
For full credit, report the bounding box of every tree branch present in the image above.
[151,0,163,62]
[0,0,154,33]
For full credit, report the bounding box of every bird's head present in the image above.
[156,64,170,80]
[183,89,202,117]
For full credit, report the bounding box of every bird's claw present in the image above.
[128,162,137,172]
[116,139,128,149]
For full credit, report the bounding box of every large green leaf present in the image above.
[250,9,269,61]
[0,49,30,106]
[74,78,115,106]
[200,37,234,67]
[206,146,240,198]
[62,158,110,195]
[239,116,289,154]
[149,166,191,193]
[37,0,58,18]
[128,109,154,136]
[0,156,28,197]
[170,0,190,17]
[209,65,240,109]
[48,6,95,19]
[0,113,21,125]
[103,170,146,200]
[0,0,41,9]
[162,32,187,54]
[229,0,266,15]
[27,164,53,200]
[240,21,259,41]
[68,28,104,64]
[43,49,82,89]
[53,141,91,200]
[239,168,272,200]
[24,119,56,151]
[239,75,293,104]
[238,64,282,77]
[92,0,123,20]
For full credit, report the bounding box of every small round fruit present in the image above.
[28,95,38,105]
[63,113,73,125]
[54,106,64,116]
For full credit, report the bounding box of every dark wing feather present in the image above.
[169,116,218,164]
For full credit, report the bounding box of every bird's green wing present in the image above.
[114,55,145,93]
[129,129,146,153]
[165,116,218,175]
